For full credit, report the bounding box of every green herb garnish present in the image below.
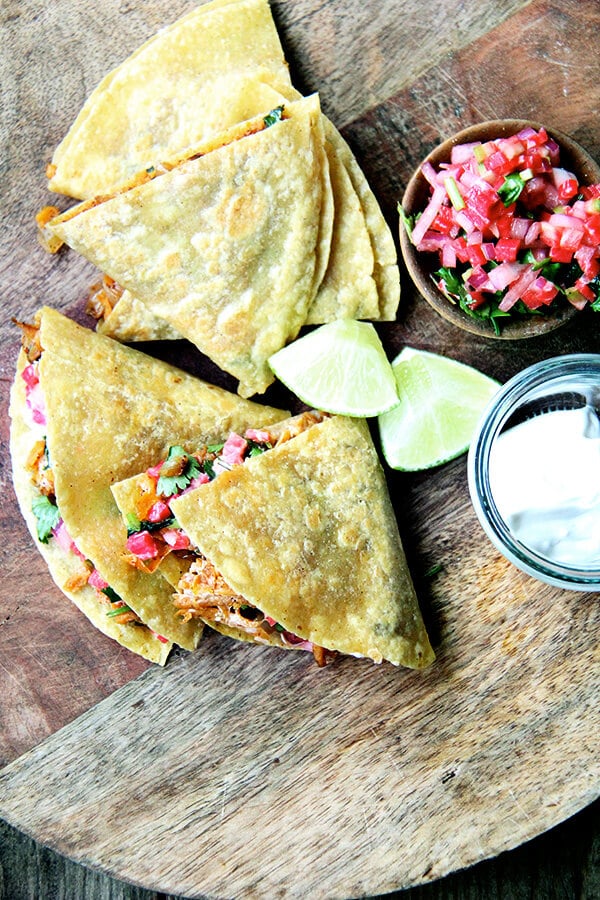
[105,603,133,617]
[102,586,123,605]
[398,202,417,240]
[497,172,526,206]
[247,440,272,457]
[444,175,465,211]
[157,446,200,496]
[263,105,284,127]
[32,493,60,543]
[125,512,142,536]
[202,458,216,480]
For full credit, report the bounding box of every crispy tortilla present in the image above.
[317,113,400,321]
[97,289,181,342]
[9,355,171,664]
[91,121,382,339]
[279,86,400,320]
[170,416,434,668]
[47,0,293,199]
[9,307,288,655]
[46,96,329,397]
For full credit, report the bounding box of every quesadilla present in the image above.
[9,307,288,661]
[85,117,384,340]
[112,413,434,669]
[46,0,294,199]
[44,0,400,340]
[45,96,331,398]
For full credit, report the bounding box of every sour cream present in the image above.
[488,406,600,567]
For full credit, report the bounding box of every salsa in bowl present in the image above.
[399,119,600,339]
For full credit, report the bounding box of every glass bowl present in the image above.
[468,354,600,590]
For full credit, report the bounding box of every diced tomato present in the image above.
[549,245,574,263]
[574,279,596,302]
[126,530,160,560]
[147,500,172,523]
[557,178,579,202]
[245,429,271,443]
[492,212,517,239]
[485,149,514,176]
[584,214,600,244]
[582,184,600,199]
[520,276,559,309]
[575,245,600,280]
[430,204,455,233]
[220,432,248,466]
[494,237,521,262]
[146,461,163,480]
[21,363,39,389]
[88,569,109,590]
[466,243,487,267]
[467,290,487,309]
[559,227,584,252]
[185,472,211,492]
[161,529,191,550]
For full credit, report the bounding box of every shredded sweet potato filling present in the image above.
[174,557,331,665]
[14,317,43,362]
[26,439,55,497]
[85,275,124,323]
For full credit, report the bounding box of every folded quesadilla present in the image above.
[9,307,288,660]
[111,413,434,669]
[43,0,400,340]
[84,115,384,341]
[46,0,294,199]
[45,96,331,398]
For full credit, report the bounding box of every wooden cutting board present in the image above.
[1,0,599,897]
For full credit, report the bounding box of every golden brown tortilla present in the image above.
[46,96,329,397]
[97,289,181,342]
[9,353,171,664]
[47,0,294,199]
[171,416,434,668]
[10,307,288,654]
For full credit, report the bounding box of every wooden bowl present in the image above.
[399,119,600,340]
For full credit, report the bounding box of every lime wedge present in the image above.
[268,320,399,416]
[378,347,500,470]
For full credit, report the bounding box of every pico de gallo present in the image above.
[401,126,600,333]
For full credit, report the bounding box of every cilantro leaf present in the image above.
[497,173,526,206]
[202,458,216,480]
[247,440,272,457]
[32,493,60,543]
[398,203,418,240]
[157,446,200,496]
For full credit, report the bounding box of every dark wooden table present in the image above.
[1,1,599,897]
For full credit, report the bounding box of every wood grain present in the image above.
[0,0,599,896]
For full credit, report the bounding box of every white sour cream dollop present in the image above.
[488,405,600,567]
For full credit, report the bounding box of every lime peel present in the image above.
[378,347,500,470]
[268,320,399,417]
